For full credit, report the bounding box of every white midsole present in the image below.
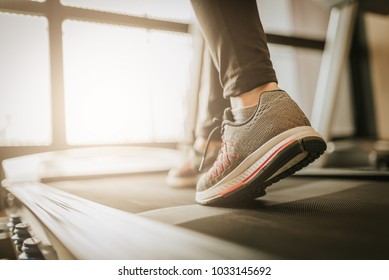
[196,126,323,203]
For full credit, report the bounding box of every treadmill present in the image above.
[1,0,389,260]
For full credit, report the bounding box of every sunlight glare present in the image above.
[62,20,192,144]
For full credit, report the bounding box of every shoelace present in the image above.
[198,118,222,172]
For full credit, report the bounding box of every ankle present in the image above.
[230,82,278,109]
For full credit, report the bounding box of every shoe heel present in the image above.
[301,136,327,155]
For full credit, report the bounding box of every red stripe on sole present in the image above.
[219,139,297,196]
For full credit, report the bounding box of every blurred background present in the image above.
[0,0,388,180]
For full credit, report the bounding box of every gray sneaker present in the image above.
[196,90,326,205]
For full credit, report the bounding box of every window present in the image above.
[0,0,194,147]
[0,12,51,146]
[62,20,193,144]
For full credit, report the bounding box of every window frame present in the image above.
[0,0,199,178]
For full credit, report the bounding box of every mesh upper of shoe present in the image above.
[197,90,311,192]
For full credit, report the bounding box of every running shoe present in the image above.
[196,90,326,205]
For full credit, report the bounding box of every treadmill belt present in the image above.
[179,182,389,259]
[47,175,389,259]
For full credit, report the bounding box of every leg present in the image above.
[190,0,279,107]
[191,0,327,205]
[166,49,229,188]
[196,50,230,144]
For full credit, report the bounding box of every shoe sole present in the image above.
[195,126,326,206]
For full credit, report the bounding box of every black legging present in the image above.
[191,0,278,99]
